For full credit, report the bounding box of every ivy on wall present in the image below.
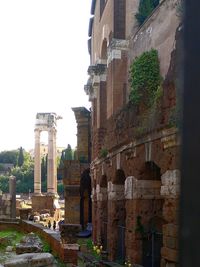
[129,49,162,108]
[136,0,160,25]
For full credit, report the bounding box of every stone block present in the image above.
[165,236,177,249]
[4,253,55,267]
[161,185,180,197]
[60,224,81,244]
[161,247,178,262]
[61,244,79,264]
[161,170,180,186]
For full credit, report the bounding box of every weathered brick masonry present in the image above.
[85,0,181,266]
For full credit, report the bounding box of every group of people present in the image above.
[48,220,57,230]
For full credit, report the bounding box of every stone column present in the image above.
[34,129,41,194]
[9,175,16,218]
[47,128,57,195]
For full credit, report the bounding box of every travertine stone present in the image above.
[161,170,180,197]
[125,176,161,199]
[107,182,124,200]
[96,184,107,201]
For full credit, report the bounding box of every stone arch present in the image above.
[80,168,92,229]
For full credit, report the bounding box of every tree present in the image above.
[135,0,159,25]
[0,176,9,192]
[0,150,19,166]
[64,144,73,160]
[59,151,65,169]
[18,147,24,167]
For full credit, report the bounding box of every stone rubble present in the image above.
[4,253,57,267]
[16,233,43,255]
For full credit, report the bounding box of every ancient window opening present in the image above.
[113,169,126,185]
[141,161,161,180]
[100,174,107,187]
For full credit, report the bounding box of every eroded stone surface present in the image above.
[16,233,43,255]
[4,253,57,267]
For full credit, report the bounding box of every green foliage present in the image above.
[0,176,9,192]
[42,240,51,253]
[99,148,108,158]
[129,49,162,107]
[57,183,64,194]
[41,156,47,182]
[17,147,24,167]
[0,150,19,166]
[0,229,24,250]
[0,164,5,171]
[64,144,73,160]
[136,0,160,25]
[86,238,94,250]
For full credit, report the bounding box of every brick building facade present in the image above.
[85,0,181,266]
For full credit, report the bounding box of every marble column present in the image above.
[47,128,57,195]
[34,129,41,194]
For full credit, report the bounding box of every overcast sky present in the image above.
[0,0,91,152]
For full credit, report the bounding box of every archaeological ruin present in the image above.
[59,107,92,229]
[32,113,62,219]
[84,0,182,266]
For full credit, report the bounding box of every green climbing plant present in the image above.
[129,49,162,108]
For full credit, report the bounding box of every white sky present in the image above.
[0,0,91,152]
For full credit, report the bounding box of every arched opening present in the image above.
[142,216,165,267]
[137,161,163,267]
[113,169,126,184]
[80,168,92,230]
[140,161,161,180]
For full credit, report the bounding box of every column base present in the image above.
[31,194,61,221]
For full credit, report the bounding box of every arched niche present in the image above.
[113,169,126,185]
[80,168,92,229]
[100,174,107,188]
[140,161,161,180]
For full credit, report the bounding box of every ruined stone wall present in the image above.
[0,194,12,219]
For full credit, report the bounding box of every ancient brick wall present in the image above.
[88,0,181,266]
